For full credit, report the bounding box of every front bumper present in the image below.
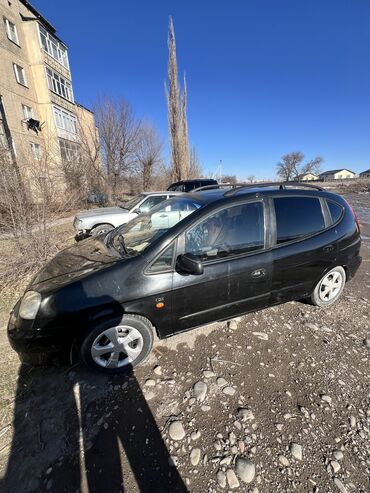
[7,312,70,365]
[75,231,90,242]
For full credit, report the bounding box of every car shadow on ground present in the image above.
[2,363,187,493]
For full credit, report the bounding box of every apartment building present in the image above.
[0,0,98,196]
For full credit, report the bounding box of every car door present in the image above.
[270,195,337,303]
[171,199,272,334]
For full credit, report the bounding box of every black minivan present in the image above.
[8,183,361,373]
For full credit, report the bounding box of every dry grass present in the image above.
[0,222,75,313]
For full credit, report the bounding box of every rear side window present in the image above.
[274,197,325,244]
[327,200,343,224]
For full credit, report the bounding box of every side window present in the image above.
[185,202,264,261]
[327,200,343,224]
[139,195,167,213]
[274,197,325,244]
[148,244,174,273]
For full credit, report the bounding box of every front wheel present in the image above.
[310,266,346,307]
[91,223,114,237]
[80,315,154,374]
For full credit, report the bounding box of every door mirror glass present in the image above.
[176,253,203,275]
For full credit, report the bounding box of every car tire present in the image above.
[91,223,114,237]
[310,266,346,307]
[80,314,154,374]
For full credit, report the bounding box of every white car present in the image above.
[74,191,184,240]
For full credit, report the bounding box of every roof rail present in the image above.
[223,181,324,196]
[192,183,236,192]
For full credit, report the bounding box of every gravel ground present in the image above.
[0,192,369,493]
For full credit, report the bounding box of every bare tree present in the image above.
[276,152,323,181]
[247,175,256,183]
[300,156,323,178]
[94,96,141,198]
[77,107,104,193]
[188,145,202,178]
[135,124,163,190]
[166,17,190,181]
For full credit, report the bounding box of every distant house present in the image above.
[299,173,319,181]
[319,169,357,181]
[359,169,370,179]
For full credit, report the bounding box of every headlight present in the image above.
[74,217,82,229]
[19,291,41,320]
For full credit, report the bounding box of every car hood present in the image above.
[30,237,120,288]
[76,207,129,218]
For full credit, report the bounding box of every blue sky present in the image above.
[34,0,370,179]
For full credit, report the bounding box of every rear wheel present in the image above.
[91,223,113,237]
[80,315,154,374]
[310,266,346,307]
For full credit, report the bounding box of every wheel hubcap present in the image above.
[91,325,144,368]
[319,271,343,302]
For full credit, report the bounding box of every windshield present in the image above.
[120,194,145,210]
[110,196,203,256]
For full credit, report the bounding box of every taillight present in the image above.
[346,201,361,234]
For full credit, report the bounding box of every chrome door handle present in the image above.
[251,268,266,278]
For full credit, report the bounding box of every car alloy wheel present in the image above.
[91,325,144,369]
[311,266,346,307]
[81,314,154,373]
[318,270,344,302]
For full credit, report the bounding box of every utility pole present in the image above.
[219,159,222,183]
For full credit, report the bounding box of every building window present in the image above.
[30,142,41,160]
[0,119,7,148]
[22,104,33,120]
[13,63,27,86]
[38,24,69,69]
[46,67,73,102]
[59,138,79,162]
[53,105,77,134]
[4,18,19,45]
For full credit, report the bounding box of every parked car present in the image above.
[8,183,361,373]
[73,191,183,241]
[87,190,108,205]
[167,178,218,192]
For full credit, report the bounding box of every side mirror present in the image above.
[137,207,149,215]
[176,253,203,275]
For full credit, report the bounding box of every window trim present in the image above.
[4,18,19,45]
[179,198,268,265]
[38,24,69,69]
[59,138,80,162]
[21,104,33,120]
[30,142,41,160]
[45,66,74,102]
[13,63,27,87]
[325,199,345,227]
[271,194,331,249]
[145,239,177,275]
[53,104,77,134]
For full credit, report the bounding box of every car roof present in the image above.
[187,183,339,205]
[170,179,217,184]
[141,191,185,196]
